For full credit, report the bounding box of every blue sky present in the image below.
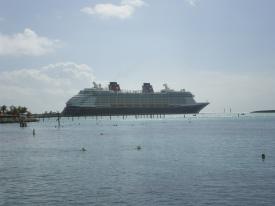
[0,0,275,113]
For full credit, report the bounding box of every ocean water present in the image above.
[1,114,275,206]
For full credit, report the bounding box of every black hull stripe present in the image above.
[62,103,209,116]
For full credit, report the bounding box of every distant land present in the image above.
[0,105,38,123]
[251,110,275,113]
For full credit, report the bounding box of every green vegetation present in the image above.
[0,105,38,123]
[0,105,31,116]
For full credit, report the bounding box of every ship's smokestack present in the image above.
[109,82,121,92]
[142,83,154,93]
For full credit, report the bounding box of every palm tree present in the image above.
[9,105,17,115]
[1,105,7,114]
[21,107,28,113]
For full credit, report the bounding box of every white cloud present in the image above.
[0,28,60,56]
[185,0,199,6]
[81,0,146,19]
[0,62,95,113]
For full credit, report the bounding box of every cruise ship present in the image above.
[62,82,209,116]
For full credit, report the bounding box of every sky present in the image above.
[0,0,275,113]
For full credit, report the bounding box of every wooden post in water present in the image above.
[57,112,61,127]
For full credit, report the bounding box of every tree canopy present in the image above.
[0,105,30,116]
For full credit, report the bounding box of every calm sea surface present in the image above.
[1,114,275,206]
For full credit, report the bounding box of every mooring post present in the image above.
[57,112,61,127]
[262,153,266,161]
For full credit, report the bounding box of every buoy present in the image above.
[262,153,266,160]
[32,129,35,136]
[81,147,86,152]
[136,145,141,150]
[100,133,104,135]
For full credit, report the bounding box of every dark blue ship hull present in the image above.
[62,103,209,116]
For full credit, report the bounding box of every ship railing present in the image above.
[115,90,143,94]
[87,89,188,94]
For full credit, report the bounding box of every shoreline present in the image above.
[0,116,39,124]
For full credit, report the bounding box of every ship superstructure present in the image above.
[62,82,209,116]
